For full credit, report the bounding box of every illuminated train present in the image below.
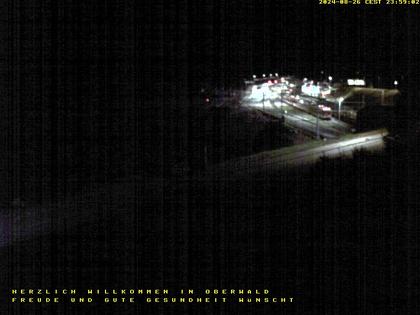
[313,104,333,120]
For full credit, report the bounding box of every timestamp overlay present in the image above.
[319,0,420,5]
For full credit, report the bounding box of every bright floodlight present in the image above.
[301,84,320,97]
[394,80,398,86]
[328,76,332,81]
[249,83,272,101]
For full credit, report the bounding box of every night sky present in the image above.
[7,1,420,93]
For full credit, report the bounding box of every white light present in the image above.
[301,83,320,97]
[338,97,344,103]
[284,110,287,114]
[299,99,304,104]
[249,83,272,101]
[269,73,272,77]
[303,78,308,81]
[275,73,279,77]
[394,80,398,86]
[262,74,266,78]
[253,75,257,79]
[328,76,333,81]
[348,79,365,86]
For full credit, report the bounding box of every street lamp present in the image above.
[328,76,333,82]
[262,74,266,78]
[253,74,257,79]
[338,97,344,121]
[394,80,398,87]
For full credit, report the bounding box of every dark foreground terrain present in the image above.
[2,141,419,314]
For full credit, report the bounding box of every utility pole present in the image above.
[316,110,320,139]
[204,145,208,170]
[280,91,283,115]
[262,92,265,111]
[338,97,344,121]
